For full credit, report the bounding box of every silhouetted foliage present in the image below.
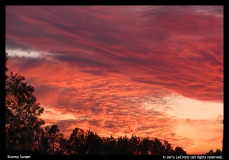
[5,54,45,152]
[68,128,87,154]
[41,125,64,154]
[85,130,104,154]
[206,149,222,155]
[174,146,187,155]
[129,135,141,154]
[102,135,116,154]
[164,140,174,154]
[5,53,190,155]
[115,135,132,154]
[152,138,165,155]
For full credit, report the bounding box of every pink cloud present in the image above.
[6,6,223,154]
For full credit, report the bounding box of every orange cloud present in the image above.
[6,6,223,154]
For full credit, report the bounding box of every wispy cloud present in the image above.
[6,6,223,154]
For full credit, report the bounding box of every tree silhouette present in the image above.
[115,135,132,154]
[5,72,44,117]
[102,135,116,154]
[59,137,70,155]
[129,135,141,155]
[206,149,222,155]
[139,137,151,155]
[5,53,189,155]
[174,146,187,155]
[150,137,165,155]
[163,140,174,154]
[68,128,87,154]
[215,149,222,155]
[5,62,45,152]
[42,125,64,154]
[85,130,104,155]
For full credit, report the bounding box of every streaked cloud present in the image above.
[6,6,223,154]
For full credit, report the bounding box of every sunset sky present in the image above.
[5,6,223,154]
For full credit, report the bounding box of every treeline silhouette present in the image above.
[5,52,222,155]
[206,149,222,155]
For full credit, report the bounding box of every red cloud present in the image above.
[6,6,223,154]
